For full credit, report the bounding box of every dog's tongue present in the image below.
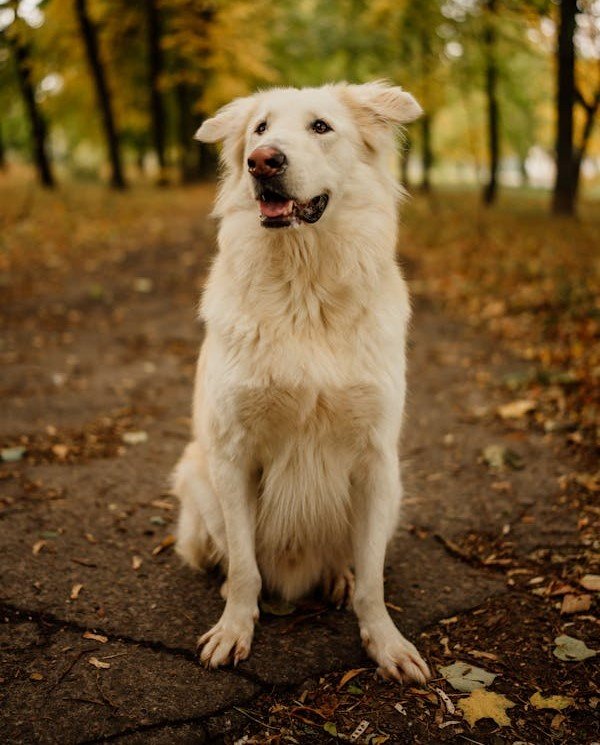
[260,200,293,218]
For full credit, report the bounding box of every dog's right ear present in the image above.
[194,96,255,143]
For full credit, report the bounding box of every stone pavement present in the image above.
[0,226,589,744]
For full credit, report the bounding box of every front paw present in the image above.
[361,622,430,684]
[197,612,256,668]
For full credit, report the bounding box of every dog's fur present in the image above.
[172,81,430,683]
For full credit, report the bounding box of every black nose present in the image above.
[247,147,287,178]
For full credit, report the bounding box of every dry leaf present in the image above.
[560,594,592,614]
[529,692,575,711]
[82,631,108,643]
[394,702,407,716]
[152,534,175,556]
[84,533,97,544]
[51,444,70,460]
[122,431,148,445]
[349,720,369,741]
[132,555,143,570]
[497,399,536,419]
[553,635,597,661]
[469,650,499,661]
[30,672,44,681]
[551,713,566,730]
[32,540,46,555]
[434,686,455,714]
[580,574,600,592]
[338,667,367,690]
[88,657,110,669]
[439,661,497,692]
[70,583,84,600]
[150,500,174,511]
[458,689,516,727]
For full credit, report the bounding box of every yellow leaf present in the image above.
[529,692,574,711]
[497,399,536,419]
[458,689,516,728]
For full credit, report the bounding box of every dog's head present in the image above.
[195,81,422,229]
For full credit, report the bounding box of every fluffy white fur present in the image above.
[172,81,430,683]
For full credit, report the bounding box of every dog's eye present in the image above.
[255,121,267,135]
[311,119,332,134]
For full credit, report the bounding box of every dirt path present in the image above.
[1,213,597,744]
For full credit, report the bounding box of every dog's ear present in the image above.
[194,96,255,143]
[341,80,422,127]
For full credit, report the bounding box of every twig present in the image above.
[233,706,279,730]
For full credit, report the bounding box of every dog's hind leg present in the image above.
[322,566,355,609]
[172,441,225,571]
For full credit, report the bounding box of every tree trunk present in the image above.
[482,0,499,205]
[552,0,577,215]
[145,0,167,184]
[420,114,433,193]
[176,83,196,183]
[573,90,600,201]
[7,33,55,187]
[0,121,6,170]
[400,136,411,189]
[75,0,126,189]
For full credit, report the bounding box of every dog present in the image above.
[172,81,430,683]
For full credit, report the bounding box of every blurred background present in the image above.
[1,0,599,448]
[0,0,599,206]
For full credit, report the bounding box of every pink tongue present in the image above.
[260,200,293,218]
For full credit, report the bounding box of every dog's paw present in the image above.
[323,568,355,609]
[361,624,430,684]
[197,614,256,668]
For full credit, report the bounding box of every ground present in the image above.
[0,180,598,745]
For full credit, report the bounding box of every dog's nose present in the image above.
[247,147,287,179]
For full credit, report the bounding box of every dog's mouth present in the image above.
[257,187,329,228]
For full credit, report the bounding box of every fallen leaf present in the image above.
[70,583,84,600]
[83,631,108,643]
[497,399,536,419]
[439,661,497,692]
[529,692,575,711]
[458,689,516,727]
[132,555,143,570]
[468,650,499,661]
[84,533,97,544]
[51,444,69,460]
[434,686,455,714]
[394,702,407,716]
[553,635,597,661]
[349,720,369,741]
[32,540,46,555]
[150,499,174,511]
[560,594,592,614]
[30,672,44,681]
[151,534,175,556]
[551,713,565,730]
[122,431,148,445]
[338,667,367,690]
[323,721,337,736]
[482,445,524,470]
[580,574,600,592]
[88,657,110,669]
[1,446,26,462]
[133,277,153,293]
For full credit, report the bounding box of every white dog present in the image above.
[172,81,430,683]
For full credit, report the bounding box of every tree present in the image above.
[552,0,577,214]
[482,0,500,205]
[146,0,167,183]
[3,18,55,187]
[75,0,126,189]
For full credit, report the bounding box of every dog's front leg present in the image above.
[352,451,430,683]
[197,456,261,668]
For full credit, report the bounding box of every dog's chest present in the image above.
[231,383,381,455]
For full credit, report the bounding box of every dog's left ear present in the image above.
[194,96,255,143]
[342,80,423,126]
